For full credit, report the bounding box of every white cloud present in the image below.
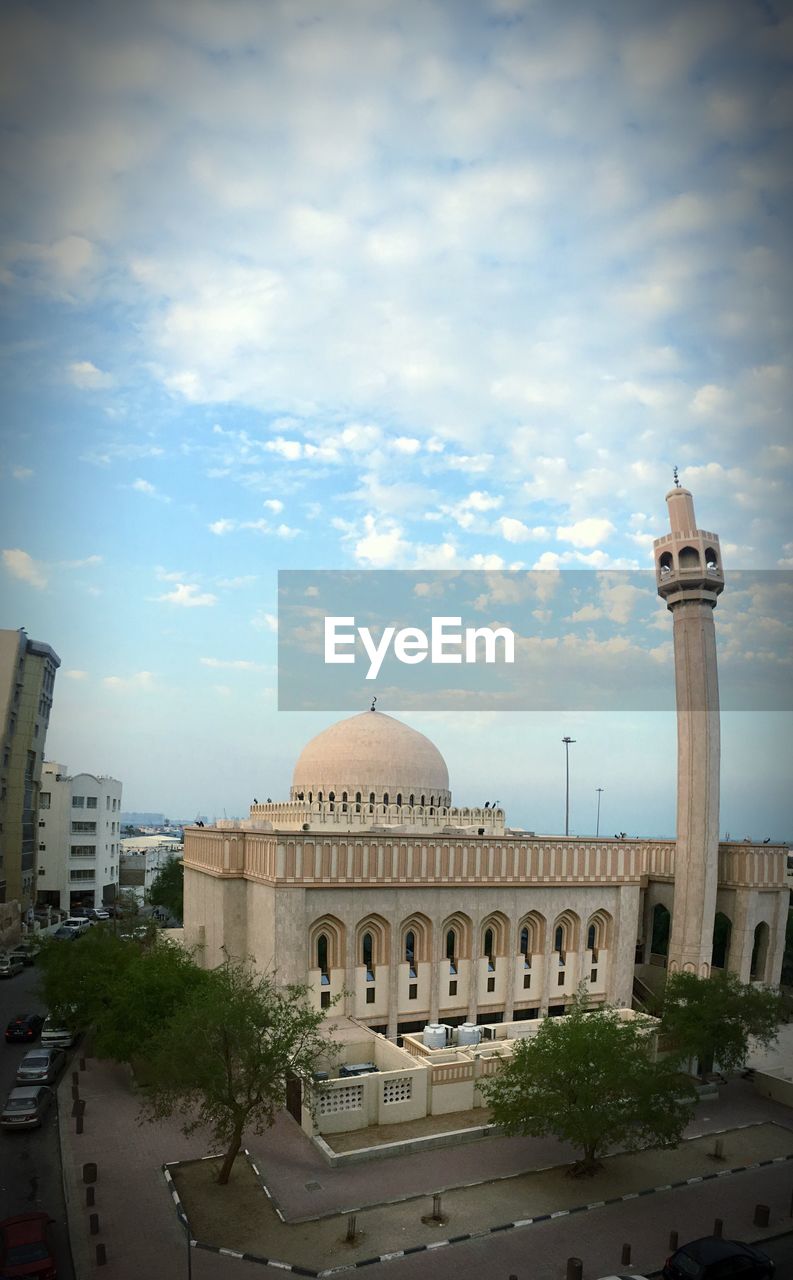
[12,466,33,480]
[199,657,268,671]
[391,436,421,454]
[497,517,549,543]
[2,548,48,589]
[251,610,278,632]
[156,583,217,607]
[354,515,409,568]
[131,478,169,501]
[263,498,284,513]
[102,671,154,690]
[69,360,113,390]
[64,669,88,680]
[556,518,616,549]
[209,518,236,535]
[60,555,103,569]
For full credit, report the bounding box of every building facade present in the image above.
[182,487,789,1038]
[0,629,60,908]
[37,763,122,913]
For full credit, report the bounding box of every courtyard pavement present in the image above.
[58,1059,793,1280]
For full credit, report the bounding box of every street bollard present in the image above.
[345,1214,357,1242]
[754,1204,770,1227]
[71,1084,80,1101]
[76,1115,83,1134]
[621,1243,631,1266]
[669,1230,679,1250]
[96,1243,107,1266]
[713,1218,723,1238]
[82,1163,97,1184]
[79,1056,86,1070]
[89,1213,99,1236]
[432,1193,443,1221]
[71,1099,80,1117]
[71,1071,79,1087]
[713,1137,724,1160]
[566,1260,583,1280]
[86,1186,94,1207]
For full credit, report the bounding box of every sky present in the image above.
[0,0,791,836]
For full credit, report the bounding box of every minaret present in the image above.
[654,476,724,976]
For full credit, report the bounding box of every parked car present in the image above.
[0,1210,57,1279]
[663,1237,775,1279]
[5,1014,45,1044]
[16,1048,66,1086]
[51,927,79,942]
[0,953,25,979]
[40,1015,78,1049]
[10,942,40,966]
[62,917,92,933]
[87,908,110,922]
[0,1086,54,1130]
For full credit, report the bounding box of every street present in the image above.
[0,962,75,1279]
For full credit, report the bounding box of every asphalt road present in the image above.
[0,961,75,1280]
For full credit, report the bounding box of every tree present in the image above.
[141,959,335,1184]
[37,929,207,1062]
[149,857,184,921]
[661,969,784,1077]
[480,995,696,1176]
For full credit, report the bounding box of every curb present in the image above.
[161,1139,793,1276]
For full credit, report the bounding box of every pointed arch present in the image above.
[308,915,345,973]
[750,921,770,982]
[711,911,732,970]
[480,911,509,962]
[517,911,546,961]
[441,911,472,975]
[355,913,390,972]
[400,912,432,968]
[551,910,580,962]
[585,909,612,955]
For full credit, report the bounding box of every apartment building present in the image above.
[37,762,122,913]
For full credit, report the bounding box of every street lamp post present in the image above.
[562,736,576,836]
[595,787,604,839]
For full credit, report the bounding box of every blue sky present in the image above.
[0,0,791,835]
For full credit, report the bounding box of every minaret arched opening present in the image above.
[711,912,732,970]
[650,903,671,961]
[750,922,770,982]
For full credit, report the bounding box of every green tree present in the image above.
[149,857,184,921]
[141,959,334,1184]
[480,996,696,1176]
[661,969,784,1077]
[37,929,206,1061]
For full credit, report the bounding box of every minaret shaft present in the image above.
[654,485,724,977]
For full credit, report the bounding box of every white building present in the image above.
[119,835,183,905]
[37,763,122,913]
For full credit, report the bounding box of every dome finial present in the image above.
[673,464,680,488]
[370,695,377,712]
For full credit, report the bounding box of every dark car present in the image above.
[5,1014,45,1044]
[0,1210,57,1278]
[10,943,40,966]
[663,1236,775,1279]
[51,927,79,942]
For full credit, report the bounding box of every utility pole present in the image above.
[562,736,576,836]
[596,787,604,839]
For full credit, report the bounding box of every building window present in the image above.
[446,928,457,976]
[523,973,531,989]
[38,843,46,851]
[71,822,97,834]
[408,983,418,1000]
[405,929,416,977]
[362,932,375,981]
[486,976,495,993]
[70,870,95,882]
[317,933,330,984]
[87,797,97,809]
[554,925,566,966]
[38,820,46,828]
[557,971,565,986]
[449,980,457,996]
[587,923,597,951]
[72,796,85,808]
[70,846,95,858]
[366,988,375,1004]
[320,991,331,1009]
[590,968,598,983]
[484,927,495,971]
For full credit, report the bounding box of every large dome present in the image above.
[290,710,451,807]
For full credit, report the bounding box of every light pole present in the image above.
[562,736,576,836]
[595,787,604,839]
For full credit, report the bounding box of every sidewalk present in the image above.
[59,1060,793,1279]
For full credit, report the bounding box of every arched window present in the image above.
[651,903,671,959]
[318,791,323,802]
[711,912,732,970]
[405,929,416,977]
[554,925,565,965]
[396,792,402,806]
[409,794,414,805]
[751,922,769,982]
[355,792,361,803]
[679,545,700,570]
[308,791,313,802]
[362,932,374,981]
[484,926,495,971]
[342,791,347,802]
[383,792,389,806]
[446,928,457,975]
[317,933,329,982]
[369,792,375,805]
[520,925,529,956]
[587,924,596,951]
[329,791,335,801]
[421,795,426,806]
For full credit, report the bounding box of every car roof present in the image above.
[21,1048,56,1059]
[680,1237,755,1261]
[0,1212,50,1242]
[7,1086,47,1099]
[7,1013,40,1024]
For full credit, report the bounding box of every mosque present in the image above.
[182,486,788,1043]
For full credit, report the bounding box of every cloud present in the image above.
[497,517,549,544]
[59,555,103,569]
[12,466,33,480]
[263,498,284,513]
[208,516,299,538]
[391,436,421,454]
[131,478,169,501]
[156,583,218,607]
[63,669,88,680]
[69,360,113,390]
[2,548,47,589]
[102,671,154,690]
[556,518,616,549]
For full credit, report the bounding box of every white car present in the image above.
[41,1015,78,1048]
[63,917,92,933]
